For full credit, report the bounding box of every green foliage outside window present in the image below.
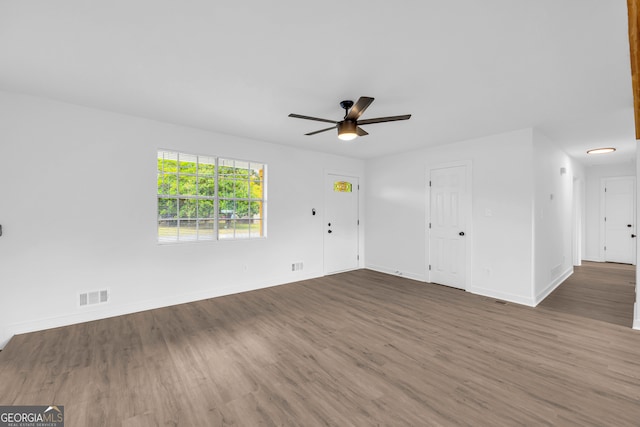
[157,151,265,242]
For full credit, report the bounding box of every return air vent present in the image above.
[79,289,109,307]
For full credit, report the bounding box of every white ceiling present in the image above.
[0,0,636,165]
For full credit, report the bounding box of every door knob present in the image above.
[459,231,465,236]
[328,230,332,234]
[328,223,331,226]
[632,234,637,238]
[628,224,633,228]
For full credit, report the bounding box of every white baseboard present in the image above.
[467,285,536,307]
[534,267,573,306]
[365,264,426,282]
[1,272,322,350]
[634,303,640,331]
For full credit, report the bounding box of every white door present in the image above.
[604,177,636,264]
[324,174,359,274]
[429,165,468,289]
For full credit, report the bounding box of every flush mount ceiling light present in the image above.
[586,147,616,154]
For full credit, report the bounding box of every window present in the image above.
[218,158,266,240]
[157,150,266,243]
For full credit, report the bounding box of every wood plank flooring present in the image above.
[1,264,640,426]
[539,261,636,327]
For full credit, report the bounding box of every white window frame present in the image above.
[157,150,267,243]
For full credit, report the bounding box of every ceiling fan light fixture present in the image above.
[586,147,616,154]
[338,121,358,141]
[289,96,411,140]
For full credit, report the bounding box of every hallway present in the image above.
[539,261,636,328]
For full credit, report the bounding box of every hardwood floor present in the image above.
[1,265,640,426]
[539,261,636,328]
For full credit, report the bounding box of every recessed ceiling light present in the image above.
[586,147,616,155]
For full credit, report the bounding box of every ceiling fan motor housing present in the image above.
[339,120,357,133]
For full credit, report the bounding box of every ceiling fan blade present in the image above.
[289,113,338,124]
[305,125,337,136]
[356,127,369,136]
[357,114,411,125]
[346,96,375,120]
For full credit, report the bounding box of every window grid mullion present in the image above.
[157,150,265,243]
[176,152,181,240]
[215,157,220,240]
[195,156,199,240]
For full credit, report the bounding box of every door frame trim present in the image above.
[572,176,584,266]
[426,160,473,290]
[323,170,362,275]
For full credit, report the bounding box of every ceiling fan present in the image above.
[288,96,411,141]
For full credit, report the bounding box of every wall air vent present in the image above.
[79,289,109,307]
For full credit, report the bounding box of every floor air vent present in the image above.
[79,289,109,307]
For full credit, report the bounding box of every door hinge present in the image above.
[357,219,360,226]
[429,180,432,187]
[357,255,360,261]
[604,246,607,251]
[429,222,431,229]
[604,217,607,222]
[429,265,431,271]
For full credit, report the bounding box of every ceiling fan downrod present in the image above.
[340,100,354,119]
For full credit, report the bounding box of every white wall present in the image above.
[532,130,581,303]
[0,91,365,348]
[365,128,537,305]
[584,162,636,261]
[0,90,604,346]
